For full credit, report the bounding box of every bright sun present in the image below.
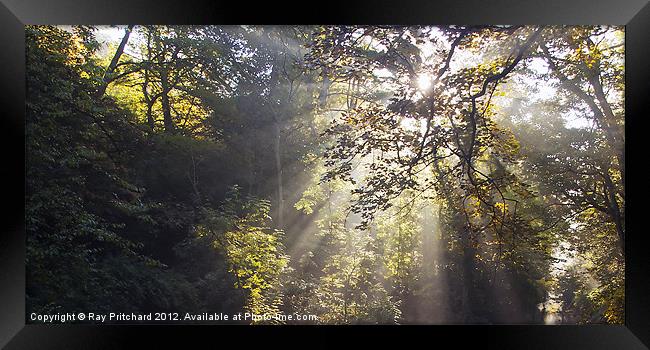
[417,74,432,91]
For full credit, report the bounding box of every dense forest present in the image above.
[26,25,624,324]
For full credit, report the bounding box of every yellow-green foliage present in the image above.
[196,188,289,322]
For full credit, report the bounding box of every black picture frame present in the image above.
[1,0,648,348]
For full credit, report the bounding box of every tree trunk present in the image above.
[267,45,285,230]
[274,118,284,230]
[97,25,134,97]
[587,72,625,189]
[160,67,174,133]
[318,68,331,108]
[602,172,625,254]
[143,30,155,131]
[461,231,476,322]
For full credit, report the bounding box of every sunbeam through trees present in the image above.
[26,25,624,324]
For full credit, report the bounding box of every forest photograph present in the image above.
[25,25,625,325]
